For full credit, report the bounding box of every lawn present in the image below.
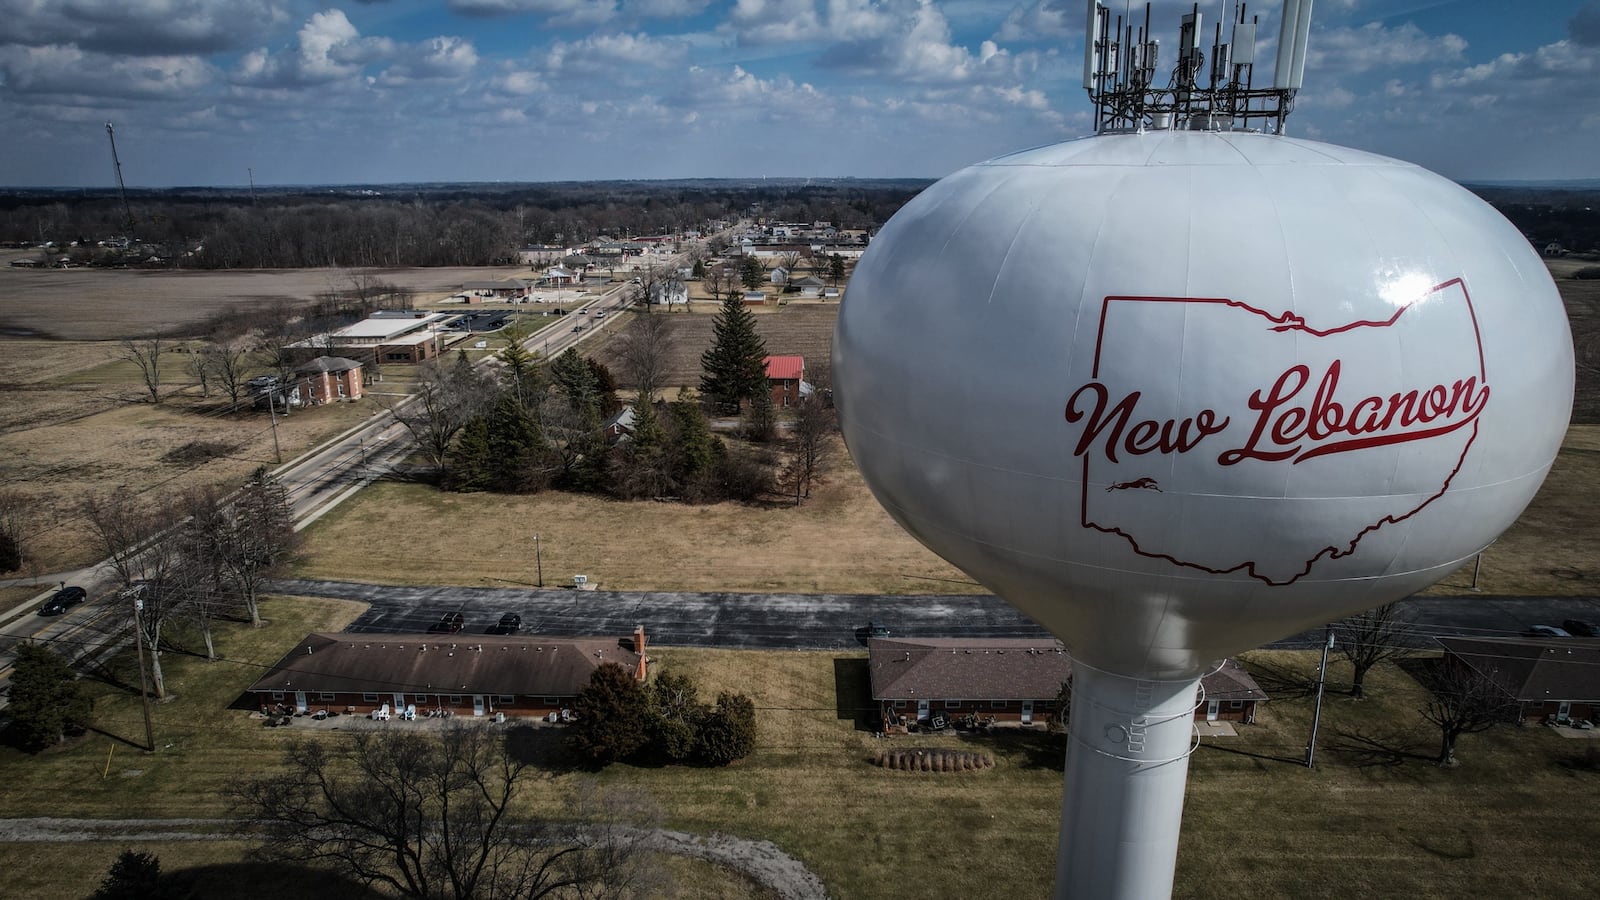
[288,438,977,595]
[5,599,1597,899]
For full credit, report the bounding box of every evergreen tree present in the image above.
[829,253,845,287]
[739,255,764,290]
[567,663,651,765]
[448,415,494,493]
[8,643,92,750]
[617,401,674,500]
[699,296,768,415]
[691,258,706,279]
[667,393,716,492]
[696,692,756,766]
[485,392,546,492]
[93,850,178,900]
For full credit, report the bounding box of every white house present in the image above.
[649,281,689,306]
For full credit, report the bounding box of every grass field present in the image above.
[2,596,1597,898]
[289,426,1598,597]
[585,301,840,390]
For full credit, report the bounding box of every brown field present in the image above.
[0,260,545,340]
[586,301,840,389]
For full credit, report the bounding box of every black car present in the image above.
[428,612,466,634]
[489,613,522,635]
[1563,619,1600,637]
[38,585,87,616]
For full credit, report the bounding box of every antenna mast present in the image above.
[105,122,136,237]
[1083,0,1313,135]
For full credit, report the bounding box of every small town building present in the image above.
[295,356,364,404]
[1437,635,1600,725]
[461,279,529,301]
[793,275,826,297]
[764,355,805,408]
[742,291,768,306]
[649,281,689,306]
[249,628,649,719]
[868,638,1267,730]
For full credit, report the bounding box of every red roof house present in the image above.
[764,355,805,408]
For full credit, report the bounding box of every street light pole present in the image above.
[534,533,543,588]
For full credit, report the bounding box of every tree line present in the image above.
[0,178,927,269]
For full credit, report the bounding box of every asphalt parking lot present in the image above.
[267,579,1600,651]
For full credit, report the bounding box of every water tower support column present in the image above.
[1055,662,1201,899]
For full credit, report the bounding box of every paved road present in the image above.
[268,578,1600,651]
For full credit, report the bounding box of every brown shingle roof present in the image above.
[867,638,1267,703]
[1437,636,1600,702]
[247,633,639,697]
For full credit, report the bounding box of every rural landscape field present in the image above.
[2,245,1599,899]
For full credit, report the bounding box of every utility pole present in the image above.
[126,586,156,752]
[104,122,135,238]
[248,167,256,206]
[1305,626,1335,768]
[534,533,543,588]
[267,384,283,464]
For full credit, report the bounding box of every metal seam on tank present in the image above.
[930,168,1021,263]
[1248,155,1299,505]
[980,187,1042,308]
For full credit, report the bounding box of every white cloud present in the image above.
[546,32,686,72]
[995,0,1073,42]
[379,36,479,85]
[0,44,214,99]
[816,0,1031,84]
[0,0,289,55]
[491,68,546,96]
[448,0,620,24]
[1308,22,1467,75]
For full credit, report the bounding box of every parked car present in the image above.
[1562,620,1600,637]
[428,612,466,634]
[38,585,87,616]
[867,621,891,638]
[489,613,522,635]
[1525,625,1571,638]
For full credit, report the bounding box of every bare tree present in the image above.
[204,340,255,410]
[82,489,182,698]
[785,394,836,504]
[0,489,26,573]
[778,250,802,274]
[184,346,213,398]
[1336,602,1416,699]
[232,726,658,899]
[613,312,675,406]
[118,337,165,403]
[1418,658,1517,766]
[389,358,487,483]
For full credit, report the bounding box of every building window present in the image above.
[542,697,561,705]
[944,699,961,709]
[320,692,336,701]
[450,695,463,705]
[363,693,379,702]
[271,691,284,700]
[990,700,1007,709]
[1230,700,1244,709]
[498,695,515,704]
[893,700,907,709]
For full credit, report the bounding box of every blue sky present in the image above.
[1,0,1596,187]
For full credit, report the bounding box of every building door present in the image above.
[1557,701,1572,724]
[1206,700,1220,722]
[916,699,929,721]
[473,695,486,717]
[393,692,405,712]
[1021,701,1034,725]
[294,691,307,713]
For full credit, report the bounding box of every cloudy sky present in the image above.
[1,0,1597,187]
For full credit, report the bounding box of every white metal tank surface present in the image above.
[834,130,1573,681]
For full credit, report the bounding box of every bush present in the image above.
[697,692,757,766]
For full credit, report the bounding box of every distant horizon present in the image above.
[2,2,1598,188]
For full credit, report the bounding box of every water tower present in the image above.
[833,2,1574,897]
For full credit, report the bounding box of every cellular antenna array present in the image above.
[1083,0,1313,134]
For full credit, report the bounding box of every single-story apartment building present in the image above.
[868,638,1267,730]
[462,279,530,301]
[1437,635,1600,725]
[248,627,649,719]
